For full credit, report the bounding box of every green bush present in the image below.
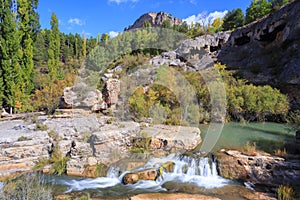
[17,136,31,141]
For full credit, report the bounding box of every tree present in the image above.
[0,0,23,109]
[18,0,35,96]
[82,34,86,59]
[245,0,272,24]
[211,17,223,33]
[222,9,245,31]
[143,20,152,29]
[101,33,109,45]
[48,12,60,81]
[269,0,290,9]
[33,30,47,65]
[161,19,171,29]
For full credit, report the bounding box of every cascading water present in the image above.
[51,153,229,195]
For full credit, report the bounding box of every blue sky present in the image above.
[37,0,252,38]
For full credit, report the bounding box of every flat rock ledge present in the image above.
[215,150,300,188]
[0,116,201,180]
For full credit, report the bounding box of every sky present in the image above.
[37,0,252,38]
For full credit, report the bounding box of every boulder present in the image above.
[140,125,201,151]
[161,161,175,173]
[215,150,300,188]
[90,121,141,164]
[103,78,120,109]
[59,86,104,110]
[122,168,158,184]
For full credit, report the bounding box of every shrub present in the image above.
[1,173,52,200]
[50,146,70,175]
[17,136,31,141]
[35,122,48,131]
[277,185,293,200]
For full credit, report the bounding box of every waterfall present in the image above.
[52,153,228,193]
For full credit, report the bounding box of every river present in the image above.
[46,122,296,199]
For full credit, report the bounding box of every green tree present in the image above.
[143,20,152,29]
[245,0,272,24]
[101,33,110,45]
[18,0,35,96]
[222,9,244,31]
[82,34,87,59]
[47,12,60,81]
[211,17,223,33]
[0,0,23,109]
[33,30,47,66]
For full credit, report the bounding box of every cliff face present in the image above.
[217,1,300,108]
[125,12,182,31]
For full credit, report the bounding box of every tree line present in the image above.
[222,0,293,31]
[0,0,108,113]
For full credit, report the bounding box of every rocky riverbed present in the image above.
[0,113,201,180]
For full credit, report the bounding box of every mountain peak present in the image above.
[124,11,182,31]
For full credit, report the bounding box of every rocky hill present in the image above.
[218,0,300,108]
[124,12,182,31]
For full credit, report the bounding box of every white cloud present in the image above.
[183,10,228,26]
[189,0,197,5]
[109,31,119,38]
[68,18,85,26]
[108,0,138,4]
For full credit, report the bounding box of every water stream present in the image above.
[49,153,230,197]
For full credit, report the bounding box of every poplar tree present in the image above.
[18,0,34,96]
[0,0,22,109]
[48,12,60,81]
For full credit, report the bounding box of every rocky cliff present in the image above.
[125,12,182,31]
[218,0,300,108]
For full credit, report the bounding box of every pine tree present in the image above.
[0,0,22,109]
[18,0,34,96]
[47,12,60,81]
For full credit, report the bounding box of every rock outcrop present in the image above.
[218,0,300,108]
[136,125,201,151]
[150,32,230,71]
[125,12,182,31]
[0,120,51,180]
[215,150,300,188]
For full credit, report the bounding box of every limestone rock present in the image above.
[90,122,141,164]
[103,78,120,109]
[217,1,300,108]
[122,168,158,184]
[59,86,104,111]
[140,125,201,151]
[0,120,51,180]
[215,150,300,188]
[125,12,182,31]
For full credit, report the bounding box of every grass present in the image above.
[242,141,257,156]
[275,148,288,157]
[50,146,70,175]
[17,136,31,141]
[1,173,52,200]
[277,185,294,200]
[34,122,48,131]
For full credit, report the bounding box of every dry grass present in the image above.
[242,141,257,156]
[277,185,294,200]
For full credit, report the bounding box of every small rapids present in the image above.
[50,153,229,195]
